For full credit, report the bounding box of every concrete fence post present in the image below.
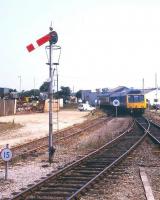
[3,99,5,116]
[14,99,17,114]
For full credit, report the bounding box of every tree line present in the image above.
[17,81,82,103]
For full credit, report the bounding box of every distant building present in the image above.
[0,87,10,98]
[102,88,109,93]
[143,88,160,108]
[81,90,91,103]
[81,90,99,106]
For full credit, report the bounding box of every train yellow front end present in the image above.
[126,94,147,114]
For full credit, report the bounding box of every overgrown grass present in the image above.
[0,121,23,135]
[77,127,114,153]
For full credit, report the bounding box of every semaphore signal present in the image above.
[26,26,59,163]
[26,31,58,52]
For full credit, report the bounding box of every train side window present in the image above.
[134,95,144,102]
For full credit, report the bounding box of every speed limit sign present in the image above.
[113,99,120,107]
[1,148,12,161]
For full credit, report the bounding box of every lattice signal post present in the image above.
[26,26,59,163]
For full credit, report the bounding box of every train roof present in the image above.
[98,86,128,97]
[109,86,129,97]
[98,87,144,98]
[110,89,143,97]
[127,89,142,94]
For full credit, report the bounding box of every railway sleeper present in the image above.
[116,140,139,146]
[31,190,74,197]
[86,156,117,161]
[68,173,98,179]
[46,182,84,188]
[26,196,54,200]
[26,194,69,200]
[90,155,118,160]
[85,159,115,164]
[72,169,101,174]
[85,156,115,162]
[58,176,91,181]
[105,146,131,151]
[52,179,88,185]
[88,158,118,163]
[112,145,137,152]
[84,163,109,168]
[39,187,77,193]
[73,166,105,171]
[60,174,96,180]
[95,155,119,159]
[124,134,142,138]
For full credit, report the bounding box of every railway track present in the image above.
[81,116,160,200]
[11,119,146,200]
[0,116,112,162]
[146,118,160,144]
[136,116,160,144]
[135,116,150,131]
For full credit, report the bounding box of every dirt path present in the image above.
[0,110,90,148]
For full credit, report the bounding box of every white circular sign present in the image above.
[113,99,120,107]
[1,148,12,161]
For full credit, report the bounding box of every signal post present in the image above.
[26,25,59,163]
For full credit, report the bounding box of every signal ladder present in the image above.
[53,64,59,132]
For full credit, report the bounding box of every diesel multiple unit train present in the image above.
[98,88,147,114]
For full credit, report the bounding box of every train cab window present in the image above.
[128,95,144,103]
[138,95,144,102]
[134,96,139,102]
[128,95,134,102]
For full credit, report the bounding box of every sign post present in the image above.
[113,99,120,117]
[1,144,12,180]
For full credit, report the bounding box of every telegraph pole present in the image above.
[155,73,158,100]
[33,77,35,97]
[142,78,144,94]
[18,75,21,92]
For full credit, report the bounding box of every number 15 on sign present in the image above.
[1,148,12,161]
[1,146,12,180]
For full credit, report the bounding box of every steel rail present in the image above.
[144,117,160,144]
[0,116,111,163]
[135,116,150,132]
[67,124,147,200]
[11,119,147,200]
[136,116,160,144]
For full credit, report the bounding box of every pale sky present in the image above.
[1,0,160,92]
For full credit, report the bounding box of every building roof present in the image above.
[109,86,128,93]
[143,88,159,94]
